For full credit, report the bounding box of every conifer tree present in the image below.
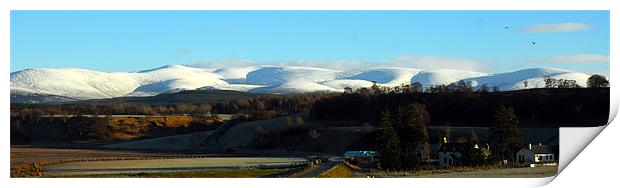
[490,105,524,163]
[397,103,430,169]
[376,110,401,169]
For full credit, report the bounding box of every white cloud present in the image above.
[187,59,368,70]
[279,56,487,71]
[529,54,609,64]
[276,60,366,70]
[186,59,255,68]
[386,55,487,72]
[549,54,609,63]
[521,22,590,33]
[185,55,487,71]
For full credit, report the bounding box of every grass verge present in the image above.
[317,163,355,178]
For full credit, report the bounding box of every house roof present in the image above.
[527,145,553,154]
[343,150,379,158]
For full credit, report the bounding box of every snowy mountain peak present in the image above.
[10,65,592,100]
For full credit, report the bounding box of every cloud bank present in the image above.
[187,60,255,68]
[186,55,487,72]
[387,55,487,72]
[528,54,609,64]
[548,54,609,64]
[521,22,590,33]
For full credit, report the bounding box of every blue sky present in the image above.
[10,11,609,74]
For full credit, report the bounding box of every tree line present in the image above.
[10,92,336,143]
[375,103,525,170]
[345,74,608,96]
[11,92,336,120]
[375,103,430,170]
[311,86,609,127]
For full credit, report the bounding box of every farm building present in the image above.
[516,143,555,165]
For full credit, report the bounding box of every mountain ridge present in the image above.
[10,65,593,100]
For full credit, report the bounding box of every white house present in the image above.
[438,143,469,167]
[516,143,555,165]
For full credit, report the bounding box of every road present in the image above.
[295,157,344,178]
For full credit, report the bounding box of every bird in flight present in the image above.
[504,26,510,29]
[531,41,537,45]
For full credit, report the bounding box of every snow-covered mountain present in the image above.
[411,69,490,87]
[10,64,593,100]
[464,68,591,90]
[337,68,423,86]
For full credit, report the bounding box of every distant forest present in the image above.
[11,92,334,120]
[11,75,610,130]
[311,87,609,127]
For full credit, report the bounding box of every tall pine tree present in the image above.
[490,105,524,163]
[397,103,430,169]
[376,110,401,169]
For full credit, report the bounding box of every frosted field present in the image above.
[44,157,308,176]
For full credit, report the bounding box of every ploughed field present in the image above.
[11,147,169,165]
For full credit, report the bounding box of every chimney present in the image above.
[528,143,532,150]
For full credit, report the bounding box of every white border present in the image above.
[1,1,616,188]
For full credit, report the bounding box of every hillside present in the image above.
[11,65,595,100]
[10,91,78,104]
[74,90,274,105]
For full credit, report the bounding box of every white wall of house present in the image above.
[534,154,554,163]
[516,149,535,164]
[516,148,555,164]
